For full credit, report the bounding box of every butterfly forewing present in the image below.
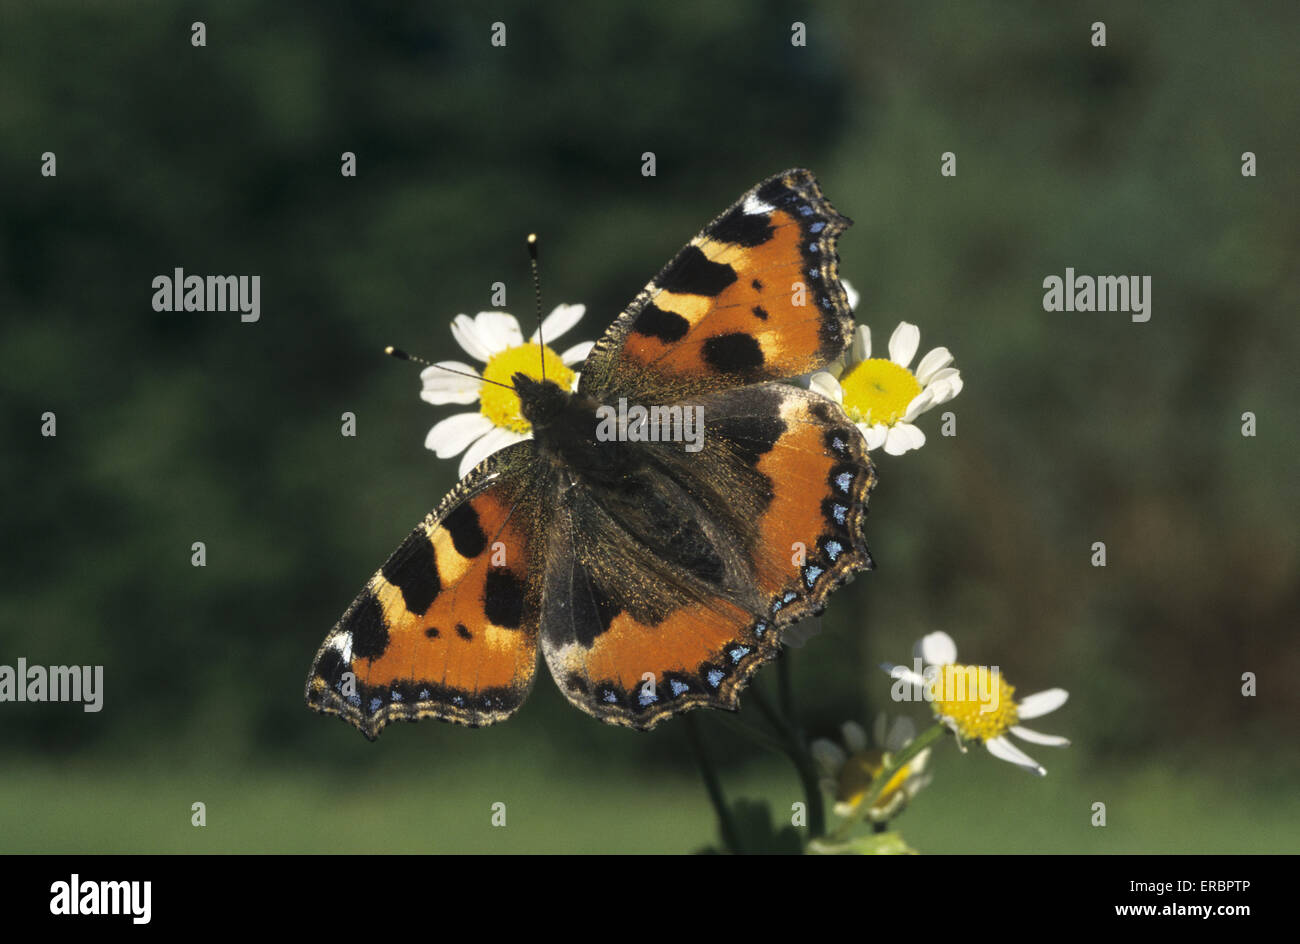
[579,168,855,402]
[305,443,547,738]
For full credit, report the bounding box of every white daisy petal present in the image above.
[1010,726,1071,747]
[886,715,917,751]
[457,427,528,478]
[985,736,1047,776]
[871,713,889,746]
[917,631,957,666]
[883,422,925,455]
[1016,688,1069,720]
[419,361,483,405]
[560,340,595,365]
[901,388,936,423]
[888,322,920,368]
[924,366,960,387]
[843,280,861,313]
[450,314,496,362]
[473,310,525,354]
[906,750,931,778]
[862,422,888,450]
[424,412,494,458]
[808,371,844,404]
[914,347,954,384]
[850,324,871,363]
[924,368,963,404]
[810,739,847,777]
[931,371,963,402]
[841,721,869,754]
[531,303,585,344]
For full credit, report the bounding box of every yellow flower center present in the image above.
[839,358,922,426]
[837,750,915,814]
[478,342,574,433]
[928,664,1019,742]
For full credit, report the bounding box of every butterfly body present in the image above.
[513,373,638,482]
[307,169,876,738]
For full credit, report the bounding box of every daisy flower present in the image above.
[419,305,595,476]
[808,281,962,456]
[811,715,933,822]
[882,630,1069,776]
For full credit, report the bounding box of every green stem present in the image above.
[748,681,826,839]
[684,713,742,854]
[829,722,949,842]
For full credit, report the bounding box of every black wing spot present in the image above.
[752,278,763,291]
[709,205,775,248]
[702,332,765,373]
[712,409,786,467]
[484,569,526,629]
[751,305,769,321]
[632,302,690,343]
[425,627,440,638]
[381,529,441,615]
[311,647,347,689]
[455,623,472,640]
[346,592,389,660]
[756,177,794,207]
[658,246,737,297]
[442,503,487,558]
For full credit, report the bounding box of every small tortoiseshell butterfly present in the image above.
[306,168,875,738]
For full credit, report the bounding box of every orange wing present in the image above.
[305,444,543,739]
[578,168,853,402]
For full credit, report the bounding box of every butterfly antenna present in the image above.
[528,233,545,382]
[384,345,514,391]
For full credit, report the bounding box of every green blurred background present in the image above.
[2,0,1296,853]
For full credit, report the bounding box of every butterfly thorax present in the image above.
[513,373,638,482]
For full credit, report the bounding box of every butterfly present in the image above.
[305,168,876,739]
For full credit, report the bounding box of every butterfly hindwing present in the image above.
[668,383,875,609]
[579,168,854,403]
[305,443,544,739]
[540,383,874,729]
